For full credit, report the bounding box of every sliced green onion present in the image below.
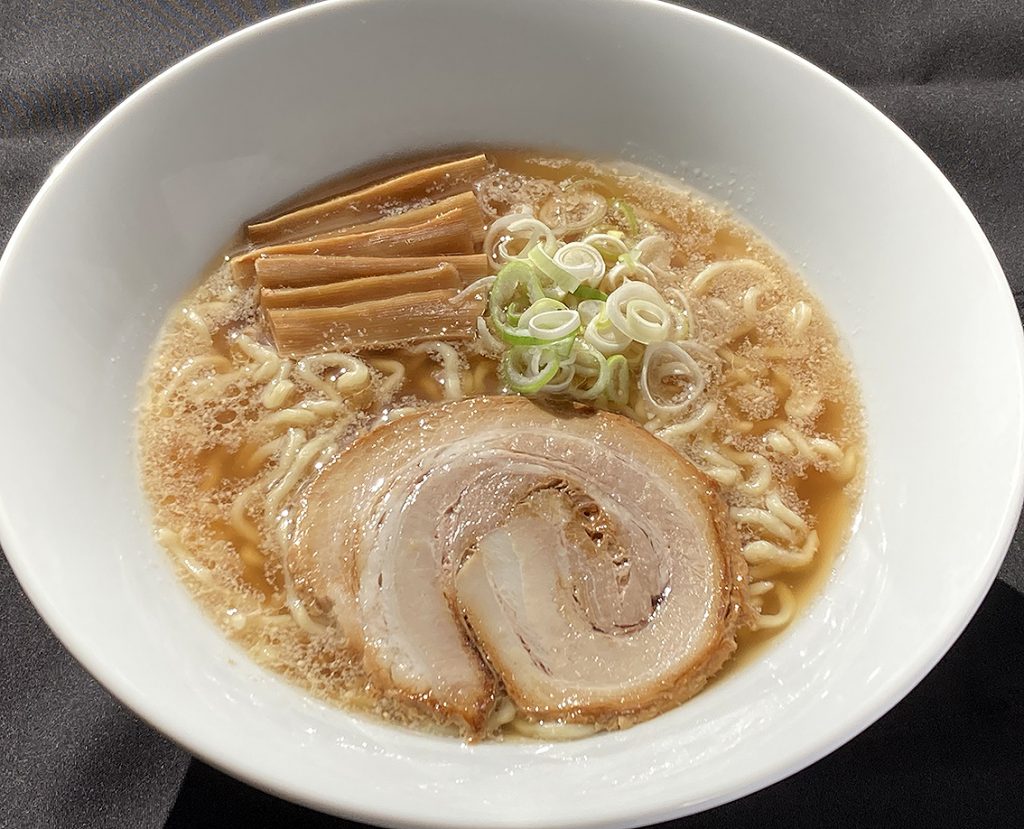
[569,342,610,400]
[490,261,538,316]
[604,260,655,292]
[489,261,548,344]
[519,297,567,323]
[541,361,576,393]
[634,235,674,269]
[584,312,632,355]
[512,299,580,346]
[640,341,705,415]
[605,280,673,345]
[546,333,578,360]
[528,245,581,292]
[582,232,629,263]
[573,284,608,301]
[606,354,630,405]
[527,273,547,303]
[501,218,557,261]
[501,346,561,394]
[495,327,548,347]
[527,309,581,341]
[625,298,672,344]
[554,242,606,287]
[576,299,605,326]
[542,283,569,301]
[484,212,532,269]
[505,300,528,326]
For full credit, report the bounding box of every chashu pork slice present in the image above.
[457,482,742,725]
[288,397,748,736]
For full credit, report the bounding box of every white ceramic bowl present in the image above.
[1,0,1022,826]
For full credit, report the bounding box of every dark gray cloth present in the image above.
[1,2,1022,828]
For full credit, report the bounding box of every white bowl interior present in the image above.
[1,1,1022,827]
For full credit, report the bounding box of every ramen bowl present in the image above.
[1,0,1021,826]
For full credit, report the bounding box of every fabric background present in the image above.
[1,1,1022,827]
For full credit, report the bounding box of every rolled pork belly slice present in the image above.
[288,397,749,736]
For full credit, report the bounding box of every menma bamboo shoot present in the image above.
[254,253,488,289]
[232,209,474,283]
[260,264,460,309]
[265,290,484,357]
[247,154,488,245]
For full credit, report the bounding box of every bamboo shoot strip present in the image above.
[265,290,485,357]
[260,264,460,309]
[232,194,482,283]
[232,210,474,283]
[313,191,486,246]
[247,154,489,245]
[254,254,489,289]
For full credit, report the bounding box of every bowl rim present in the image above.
[1,0,1023,826]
